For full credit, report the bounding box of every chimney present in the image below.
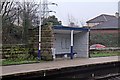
[115,12,119,18]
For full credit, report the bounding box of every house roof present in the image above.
[91,18,118,29]
[86,14,116,23]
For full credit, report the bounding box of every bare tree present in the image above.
[15,1,40,27]
[1,0,18,26]
[1,0,21,44]
[16,1,40,45]
[67,14,79,27]
[1,0,40,44]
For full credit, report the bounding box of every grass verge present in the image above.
[2,59,40,66]
[90,51,120,57]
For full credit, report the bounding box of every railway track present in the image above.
[95,74,120,80]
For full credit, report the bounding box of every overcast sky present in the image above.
[44,0,119,26]
[23,0,119,26]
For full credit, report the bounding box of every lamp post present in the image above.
[38,0,42,60]
[37,0,57,60]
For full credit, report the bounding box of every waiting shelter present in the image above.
[52,25,89,59]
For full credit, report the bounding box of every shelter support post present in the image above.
[70,30,74,59]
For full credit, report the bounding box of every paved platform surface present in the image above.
[1,56,120,76]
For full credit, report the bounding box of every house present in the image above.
[52,25,89,59]
[86,13,119,47]
[86,13,118,27]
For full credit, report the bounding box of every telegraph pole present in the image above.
[42,0,57,18]
[42,0,49,18]
[38,0,57,60]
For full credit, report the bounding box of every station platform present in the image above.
[1,56,120,79]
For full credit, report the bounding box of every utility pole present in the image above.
[38,0,57,60]
[42,0,49,18]
[42,0,57,19]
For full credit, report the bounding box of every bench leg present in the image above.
[74,54,77,58]
[64,54,67,58]
[53,54,56,59]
